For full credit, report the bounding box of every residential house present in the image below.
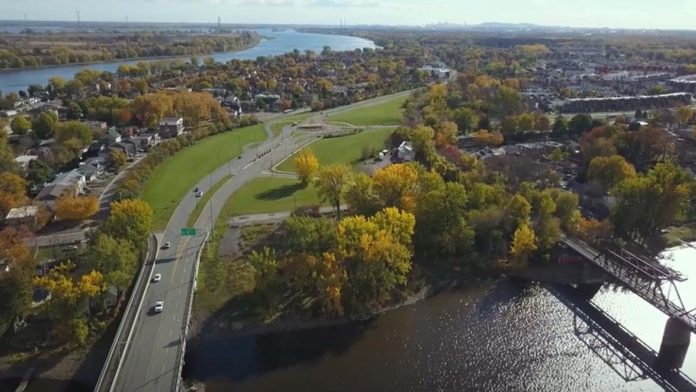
[4,206,39,230]
[131,133,161,151]
[34,170,86,211]
[14,155,38,173]
[78,156,106,182]
[102,127,122,145]
[397,141,416,162]
[158,117,185,138]
[111,140,137,158]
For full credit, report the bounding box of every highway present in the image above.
[110,123,319,392]
[104,90,417,392]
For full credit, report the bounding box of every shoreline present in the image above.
[0,36,263,74]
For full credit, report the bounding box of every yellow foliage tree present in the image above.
[0,172,28,217]
[314,164,353,218]
[55,194,99,221]
[473,129,504,147]
[372,164,419,211]
[295,149,319,186]
[104,199,154,249]
[509,223,537,266]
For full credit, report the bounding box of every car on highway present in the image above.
[162,241,171,249]
[195,191,204,197]
[152,273,161,283]
[153,301,164,313]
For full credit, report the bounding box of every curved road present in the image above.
[109,90,416,392]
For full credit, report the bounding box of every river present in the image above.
[0,29,377,94]
[183,244,696,391]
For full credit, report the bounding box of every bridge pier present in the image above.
[574,283,603,301]
[656,317,691,370]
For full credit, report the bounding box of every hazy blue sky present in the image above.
[2,0,696,29]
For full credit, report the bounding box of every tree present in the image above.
[473,130,504,147]
[88,234,138,292]
[435,121,458,147]
[104,199,153,249]
[294,149,319,186]
[568,114,593,136]
[0,172,28,217]
[55,194,99,221]
[454,107,479,133]
[281,216,337,255]
[55,121,92,145]
[248,247,280,299]
[10,115,31,135]
[509,223,537,266]
[314,164,353,219]
[110,149,127,170]
[587,155,637,191]
[32,111,59,140]
[552,114,568,134]
[345,172,381,216]
[409,125,435,157]
[372,164,419,211]
[0,227,35,323]
[677,106,693,126]
[548,148,567,162]
[507,194,532,228]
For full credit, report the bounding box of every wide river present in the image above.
[183,244,696,391]
[0,29,377,94]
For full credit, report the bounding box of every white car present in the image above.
[154,301,164,313]
[152,273,162,283]
[162,241,171,249]
[195,191,204,197]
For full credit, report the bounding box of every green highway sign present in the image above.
[181,227,197,236]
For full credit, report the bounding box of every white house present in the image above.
[397,141,416,162]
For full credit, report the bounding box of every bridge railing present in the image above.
[172,231,209,392]
[94,234,157,392]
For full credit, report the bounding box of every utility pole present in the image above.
[208,174,214,239]
[76,11,80,24]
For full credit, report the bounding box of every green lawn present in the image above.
[328,95,407,126]
[276,128,395,172]
[225,176,321,216]
[141,125,267,230]
[187,174,232,227]
[269,113,312,138]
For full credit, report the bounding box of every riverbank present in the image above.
[0,31,262,74]
[0,33,262,73]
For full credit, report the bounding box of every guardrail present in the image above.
[173,231,209,392]
[94,234,158,392]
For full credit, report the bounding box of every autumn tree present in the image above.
[104,199,153,250]
[676,106,693,126]
[110,149,127,170]
[0,227,35,323]
[294,149,319,186]
[344,172,381,216]
[131,93,174,129]
[0,172,28,217]
[314,164,353,219]
[281,215,337,255]
[372,163,419,211]
[473,129,504,147]
[509,224,537,266]
[587,155,637,191]
[55,194,99,221]
[10,115,31,135]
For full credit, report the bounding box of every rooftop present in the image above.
[5,205,39,220]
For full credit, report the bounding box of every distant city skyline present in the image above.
[2,0,696,30]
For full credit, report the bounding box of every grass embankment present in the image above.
[225,177,320,216]
[328,95,407,126]
[276,127,395,172]
[269,113,312,137]
[186,174,232,227]
[140,124,266,230]
[662,225,696,247]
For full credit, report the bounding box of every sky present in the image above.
[2,0,696,30]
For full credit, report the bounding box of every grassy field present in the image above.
[225,176,321,216]
[141,125,266,230]
[269,113,312,138]
[187,174,232,227]
[328,95,407,126]
[276,128,395,173]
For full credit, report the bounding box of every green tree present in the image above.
[10,115,31,135]
[32,111,59,140]
[344,172,381,216]
[88,234,138,292]
[568,114,593,136]
[587,155,637,191]
[281,216,337,255]
[110,149,127,170]
[552,114,568,134]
